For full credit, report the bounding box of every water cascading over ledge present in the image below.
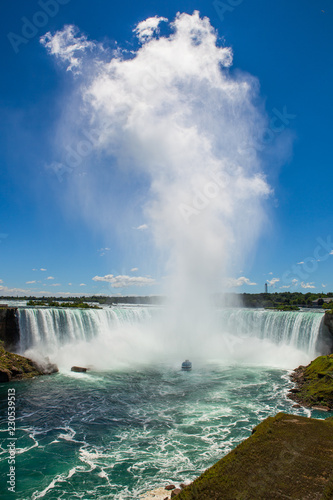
[17,307,152,351]
[16,308,333,366]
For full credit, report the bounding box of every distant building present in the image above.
[265,283,268,294]
[312,298,333,307]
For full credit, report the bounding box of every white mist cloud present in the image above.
[134,16,168,43]
[135,224,148,231]
[41,11,290,318]
[227,276,257,287]
[92,274,156,288]
[40,268,47,271]
[47,276,55,280]
[40,25,95,73]
[131,268,139,272]
[26,280,36,284]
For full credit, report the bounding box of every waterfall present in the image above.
[16,307,331,370]
[18,307,152,352]
[216,309,330,357]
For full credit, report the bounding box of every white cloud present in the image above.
[226,276,257,287]
[297,261,304,265]
[98,247,110,256]
[50,283,61,286]
[267,278,280,287]
[41,13,283,306]
[330,250,333,255]
[322,283,327,288]
[0,285,32,295]
[80,283,86,286]
[26,280,36,284]
[40,268,47,271]
[292,279,298,285]
[268,272,273,275]
[47,276,55,280]
[68,283,72,286]
[32,268,37,271]
[92,274,156,288]
[40,25,95,73]
[133,16,168,43]
[0,279,3,283]
[301,282,315,289]
[131,268,139,272]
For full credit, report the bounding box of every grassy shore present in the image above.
[289,354,333,409]
[176,412,333,499]
[0,342,58,382]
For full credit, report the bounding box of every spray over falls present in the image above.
[40,13,280,337]
[18,307,329,370]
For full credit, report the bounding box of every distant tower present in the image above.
[265,283,268,294]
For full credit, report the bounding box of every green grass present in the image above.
[0,342,42,381]
[295,354,333,408]
[176,413,333,500]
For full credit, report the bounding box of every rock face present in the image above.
[324,311,333,337]
[0,308,20,350]
[289,354,333,409]
[176,413,333,500]
[0,345,58,382]
[139,487,172,500]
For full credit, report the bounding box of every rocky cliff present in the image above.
[289,354,333,410]
[0,307,20,350]
[324,311,333,336]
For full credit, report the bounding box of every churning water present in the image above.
[0,306,331,499]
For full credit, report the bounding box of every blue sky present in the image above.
[0,0,332,297]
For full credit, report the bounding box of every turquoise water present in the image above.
[1,362,325,500]
[1,306,331,499]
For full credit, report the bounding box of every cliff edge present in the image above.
[289,354,333,410]
[176,412,333,500]
[0,343,58,382]
[0,307,20,350]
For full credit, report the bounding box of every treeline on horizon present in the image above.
[1,292,333,308]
